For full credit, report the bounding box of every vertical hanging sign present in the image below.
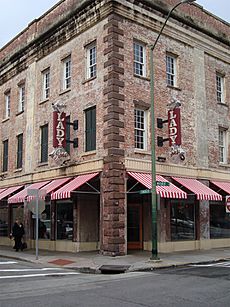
[53,111,66,148]
[168,107,181,147]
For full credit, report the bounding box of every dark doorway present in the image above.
[127,203,142,250]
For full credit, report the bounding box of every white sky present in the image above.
[0,0,229,48]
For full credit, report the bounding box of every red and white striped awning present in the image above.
[127,172,187,199]
[8,181,50,204]
[210,180,230,195]
[172,177,222,201]
[42,177,72,195]
[51,172,99,200]
[0,185,23,201]
[0,188,7,195]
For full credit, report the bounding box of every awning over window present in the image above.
[42,177,71,195]
[0,185,23,201]
[127,172,187,199]
[0,188,7,195]
[172,177,222,201]
[210,180,230,195]
[51,172,99,200]
[8,181,50,204]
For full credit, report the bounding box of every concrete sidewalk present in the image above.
[1,245,230,273]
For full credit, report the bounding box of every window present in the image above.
[56,201,73,240]
[85,106,96,151]
[4,92,10,118]
[133,42,146,77]
[210,204,230,238]
[216,73,224,103]
[16,134,23,169]
[42,69,50,100]
[2,140,8,172]
[219,128,227,164]
[135,109,147,150]
[86,44,97,79]
[166,54,177,87]
[63,56,71,90]
[18,84,25,112]
[40,124,48,163]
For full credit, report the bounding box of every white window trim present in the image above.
[5,93,10,118]
[166,54,177,87]
[63,57,71,90]
[134,109,147,150]
[86,44,97,79]
[133,42,146,77]
[216,73,225,103]
[219,128,228,164]
[18,84,25,113]
[42,69,50,100]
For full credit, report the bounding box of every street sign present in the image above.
[156,181,170,186]
[28,199,46,215]
[139,189,151,194]
[226,195,230,213]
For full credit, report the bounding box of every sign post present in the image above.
[27,189,46,260]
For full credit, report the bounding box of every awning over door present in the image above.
[51,172,99,200]
[210,180,230,195]
[172,177,222,201]
[127,172,187,199]
[0,185,23,201]
[8,181,50,204]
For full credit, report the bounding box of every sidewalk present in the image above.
[1,245,230,273]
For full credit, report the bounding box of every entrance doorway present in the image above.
[127,203,142,250]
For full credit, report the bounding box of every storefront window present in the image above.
[0,206,8,237]
[171,202,195,241]
[33,204,51,239]
[11,205,24,231]
[210,204,230,238]
[56,201,73,240]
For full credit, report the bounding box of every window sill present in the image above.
[16,111,24,116]
[133,74,150,81]
[167,85,181,91]
[134,149,151,155]
[59,88,71,96]
[82,76,97,84]
[37,162,49,167]
[81,150,96,157]
[39,98,49,105]
[219,162,230,167]
[217,102,228,107]
[14,168,22,173]
[2,118,10,123]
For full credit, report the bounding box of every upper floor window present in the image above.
[4,92,10,118]
[16,134,23,169]
[219,128,227,164]
[133,42,146,77]
[2,139,8,172]
[85,106,96,152]
[86,43,97,79]
[18,84,25,113]
[40,124,48,163]
[135,109,147,150]
[166,54,177,87]
[216,73,225,103]
[63,56,71,90]
[42,68,50,100]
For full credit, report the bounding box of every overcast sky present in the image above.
[0,0,229,48]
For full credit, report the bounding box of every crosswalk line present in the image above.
[0,267,64,272]
[0,272,80,279]
[0,261,18,265]
[191,262,230,268]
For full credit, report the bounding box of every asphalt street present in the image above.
[0,257,230,307]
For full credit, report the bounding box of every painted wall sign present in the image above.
[53,111,66,148]
[168,107,181,147]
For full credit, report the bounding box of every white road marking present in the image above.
[191,261,230,268]
[0,272,80,279]
[0,261,18,265]
[0,267,64,272]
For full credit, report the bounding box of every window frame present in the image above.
[219,128,228,164]
[2,139,9,172]
[4,92,11,119]
[85,106,96,152]
[18,84,25,113]
[133,41,146,77]
[40,124,49,163]
[216,73,225,103]
[63,56,71,90]
[16,134,23,169]
[86,43,97,79]
[166,54,177,87]
[134,108,147,150]
[42,68,50,100]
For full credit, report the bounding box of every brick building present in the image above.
[0,0,230,255]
